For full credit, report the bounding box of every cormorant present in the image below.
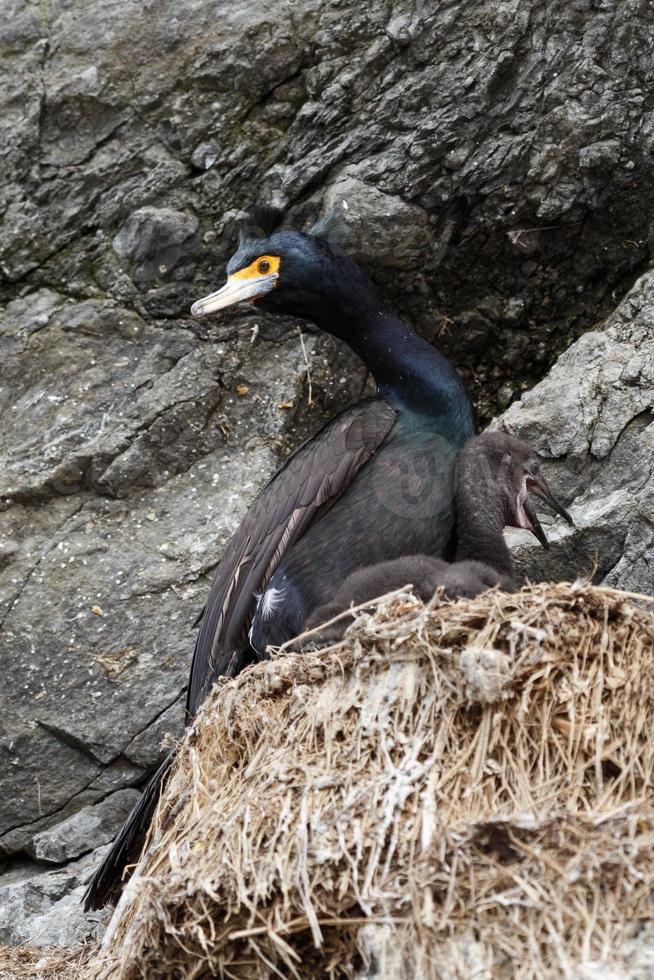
[303,431,573,642]
[84,207,474,910]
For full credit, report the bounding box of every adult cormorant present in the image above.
[84,207,474,910]
[303,431,573,642]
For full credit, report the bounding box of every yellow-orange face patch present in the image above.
[231,255,281,281]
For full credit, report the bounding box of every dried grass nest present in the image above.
[79,583,654,977]
[0,944,94,980]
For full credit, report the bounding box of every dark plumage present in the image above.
[303,555,506,643]
[304,431,573,643]
[84,209,474,910]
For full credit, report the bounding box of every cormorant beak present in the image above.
[522,473,574,549]
[523,497,550,549]
[191,271,279,317]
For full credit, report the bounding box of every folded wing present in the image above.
[186,395,397,717]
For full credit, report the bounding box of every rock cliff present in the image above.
[1,0,653,946]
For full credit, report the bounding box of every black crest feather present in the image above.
[240,205,286,244]
[236,203,349,248]
[310,208,350,247]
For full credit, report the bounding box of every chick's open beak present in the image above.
[524,473,574,549]
[191,271,278,317]
[528,475,574,526]
[523,498,550,549]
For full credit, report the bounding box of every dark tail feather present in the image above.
[83,753,174,911]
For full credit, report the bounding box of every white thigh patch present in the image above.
[260,586,285,620]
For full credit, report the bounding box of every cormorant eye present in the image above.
[258,259,271,274]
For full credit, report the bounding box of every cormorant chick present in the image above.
[304,431,572,642]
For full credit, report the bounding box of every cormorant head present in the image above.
[191,206,379,333]
[460,432,574,547]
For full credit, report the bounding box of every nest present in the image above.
[85,582,654,979]
[0,944,94,980]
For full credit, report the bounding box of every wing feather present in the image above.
[185,396,396,717]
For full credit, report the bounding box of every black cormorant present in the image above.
[84,207,474,910]
[303,431,573,642]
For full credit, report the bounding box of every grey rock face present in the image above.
[112,208,200,286]
[498,269,654,594]
[0,849,110,946]
[0,295,325,847]
[1,1,652,411]
[28,789,140,864]
[0,0,653,952]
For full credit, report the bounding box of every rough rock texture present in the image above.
[499,268,654,593]
[0,848,110,947]
[28,790,140,865]
[1,0,653,951]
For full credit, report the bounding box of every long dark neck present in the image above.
[454,462,515,576]
[315,299,474,445]
[455,505,514,575]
